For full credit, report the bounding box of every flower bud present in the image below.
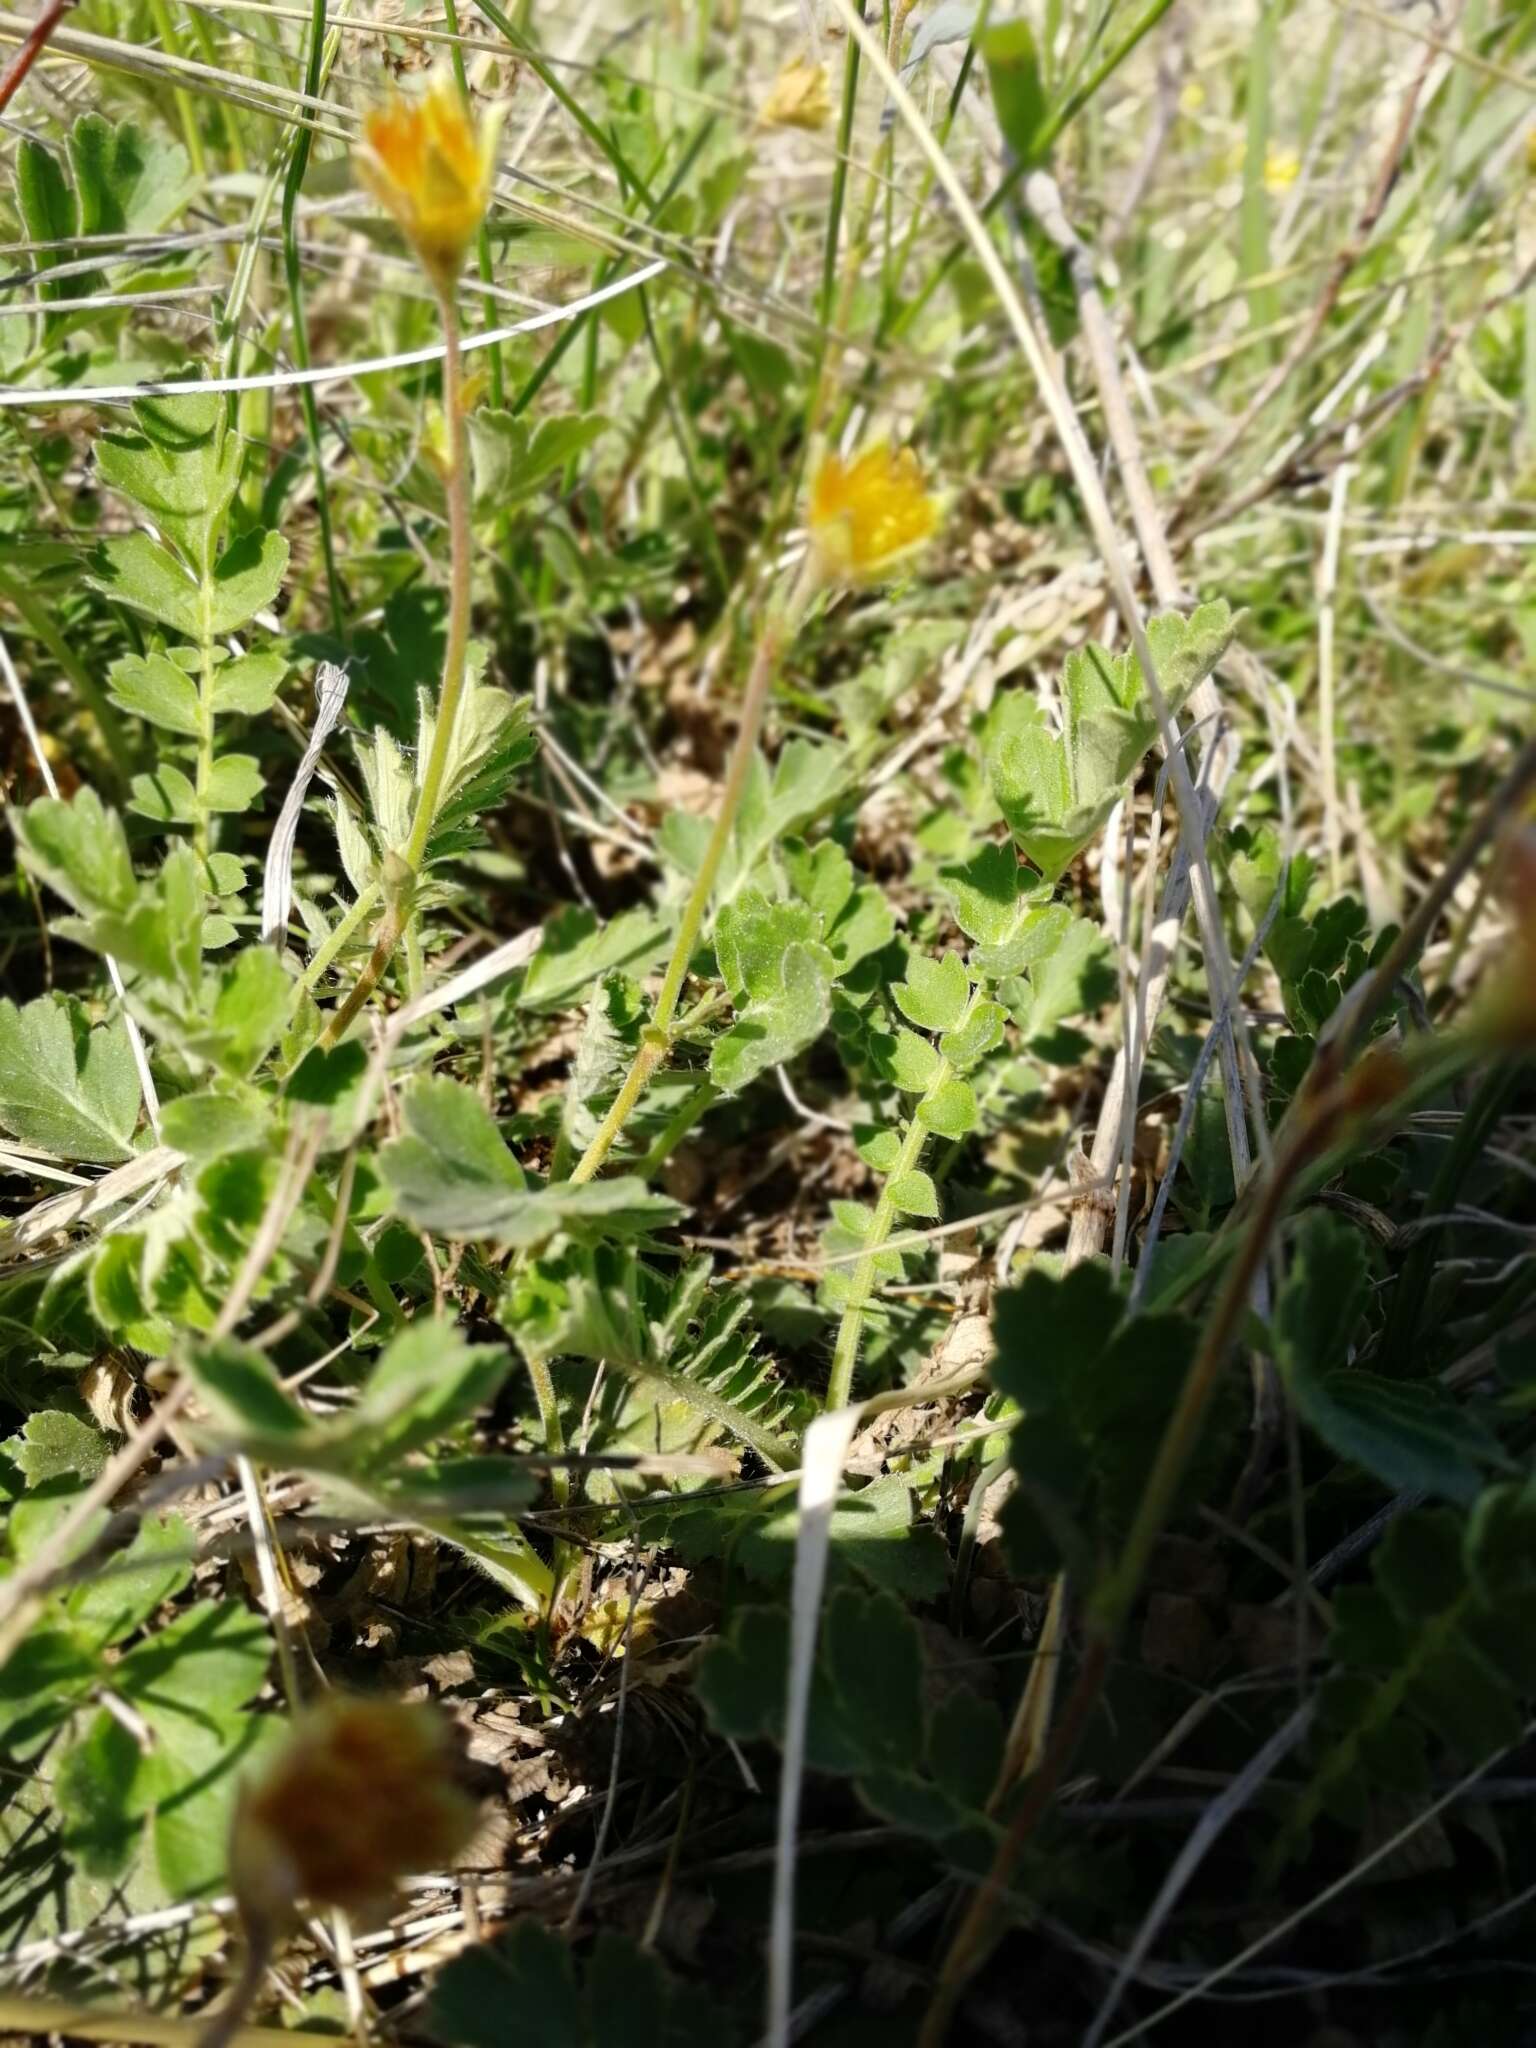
[230,1697,480,1928]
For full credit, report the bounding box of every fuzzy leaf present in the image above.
[211,649,286,715]
[888,1169,939,1218]
[894,951,971,1033]
[917,1076,977,1138]
[69,113,196,238]
[3,1411,109,1486]
[990,603,1234,881]
[520,905,671,1014]
[883,1028,942,1094]
[13,787,137,921]
[710,912,834,1095]
[381,1077,680,1247]
[107,651,201,735]
[941,999,1006,1072]
[0,995,140,1162]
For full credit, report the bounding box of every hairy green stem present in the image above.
[525,1351,568,1511]
[403,291,474,874]
[300,881,380,994]
[825,1069,946,1411]
[565,575,813,1184]
[194,555,217,867]
[323,286,473,1041]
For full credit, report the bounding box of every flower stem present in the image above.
[323,282,473,1041]
[564,573,813,1185]
[403,288,473,876]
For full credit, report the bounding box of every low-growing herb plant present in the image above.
[1,16,1535,2048]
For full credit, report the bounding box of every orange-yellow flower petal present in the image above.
[357,67,503,284]
[807,442,940,585]
[760,54,832,131]
[230,1697,480,1927]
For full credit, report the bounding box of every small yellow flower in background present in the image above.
[230,1697,480,1927]
[760,53,832,131]
[357,66,504,286]
[807,441,940,586]
[1263,144,1301,193]
[1178,78,1206,117]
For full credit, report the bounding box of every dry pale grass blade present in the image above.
[261,661,351,947]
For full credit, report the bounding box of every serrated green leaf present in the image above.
[942,841,1031,948]
[888,1169,939,1218]
[190,946,292,1077]
[3,1410,109,1486]
[737,1465,950,1599]
[0,995,139,1162]
[468,408,610,514]
[349,1318,512,1465]
[714,889,821,1004]
[204,754,263,813]
[89,531,202,633]
[1012,914,1113,1046]
[16,139,77,334]
[14,787,137,921]
[856,1125,902,1172]
[884,1028,941,1094]
[207,528,288,634]
[158,1089,268,1160]
[381,1077,680,1247]
[184,1336,311,1446]
[826,1587,925,1767]
[211,649,286,715]
[107,651,201,735]
[918,1076,977,1137]
[66,1510,194,1649]
[941,999,1006,1072]
[70,113,196,239]
[95,413,241,569]
[1294,1371,1505,1505]
[520,904,671,1013]
[990,604,1235,881]
[710,937,834,1095]
[894,951,971,1033]
[129,762,198,824]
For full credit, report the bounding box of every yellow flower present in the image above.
[230,1697,480,1927]
[807,441,940,586]
[357,67,503,285]
[760,54,832,131]
[1263,145,1301,193]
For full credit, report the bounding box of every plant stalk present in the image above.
[825,1073,946,1411]
[322,285,474,1043]
[565,572,813,1184]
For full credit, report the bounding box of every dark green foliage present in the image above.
[992,1264,1233,1576]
